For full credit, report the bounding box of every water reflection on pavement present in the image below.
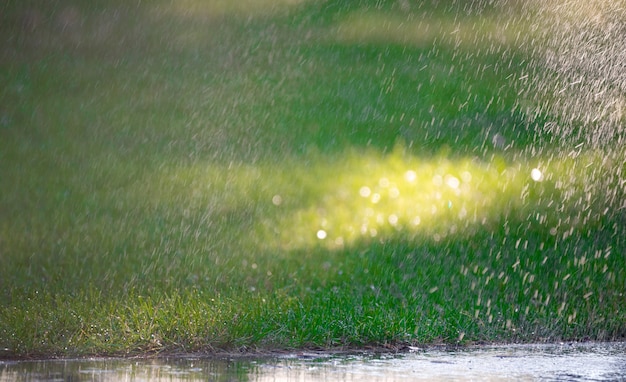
[1,342,624,381]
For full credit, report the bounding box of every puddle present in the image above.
[1,342,624,381]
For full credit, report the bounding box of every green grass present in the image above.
[1,0,624,358]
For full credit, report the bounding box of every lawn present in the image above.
[0,0,624,358]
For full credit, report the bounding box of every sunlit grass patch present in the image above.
[108,140,625,265]
[256,147,509,250]
[252,146,624,252]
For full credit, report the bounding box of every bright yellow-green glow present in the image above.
[260,148,520,250]
[254,147,621,251]
[129,146,621,253]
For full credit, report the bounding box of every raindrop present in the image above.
[492,133,506,149]
[530,168,543,182]
[359,186,371,197]
[272,194,283,205]
[371,193,381,203]
[445,175,460,189]
[405,170,417,182]
[388,214,399,226]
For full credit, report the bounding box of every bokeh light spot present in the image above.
[272,194,283,206]
[446,175,460,189]
[531,168,543,182]
[405,170,417,182]
[388,214,399,226]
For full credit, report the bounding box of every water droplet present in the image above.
[405,170,417,182]
[272,194,283,205]
[446,175,460,189]
[388,214,399,226]
[531,168,543,182]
